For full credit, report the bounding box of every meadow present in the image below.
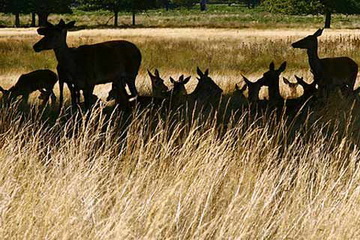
[1,26,360,239]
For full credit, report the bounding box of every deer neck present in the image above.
[54,44,75,71]
[307,47,322,77]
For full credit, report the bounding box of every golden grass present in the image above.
[1,28,360,239]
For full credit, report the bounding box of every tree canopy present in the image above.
[263,0,360,28]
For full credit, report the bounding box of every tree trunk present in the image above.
[15,13,20,27]
[132,11,136,26]
[114,11,119,27]
[324,10,332,28]
[200,0,207,11]
[31,12,36,27]
[38,13,50,27]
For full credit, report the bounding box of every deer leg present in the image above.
[126,76,138,99]
[114,81,131,110]
[58,80,64,114]
[50,90,57,106]
[83,86,95,111]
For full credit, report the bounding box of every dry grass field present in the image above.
[1,27,360,239]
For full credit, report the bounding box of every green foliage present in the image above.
[172,0,198,8]
[29,0,73,14]
[0,0,31,14]
[263,0,360,15]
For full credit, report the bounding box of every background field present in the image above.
[1,25,360,239]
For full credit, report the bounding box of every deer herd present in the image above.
[1,20,359,115]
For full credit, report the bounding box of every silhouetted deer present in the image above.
[283,77,299,99]
[33,20,142,111]
[0,70,57,106]
[188,67,223,107]
[148,69,170,99]
[292,29,358,98]
[294,75,317,101]
[169,75,191,108]
[242,75,263,102]
[260,62,287,106]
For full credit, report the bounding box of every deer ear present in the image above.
[235,84,240,91]
[269,62,275,71]
[179,75,184,82]
[183,76,191,84]
[283,77,290,85]
[155,69,160,77]
[148,69,154,78]
[278,62,287,73]
[197,67,203,77]
[204,69,209,76]
[66,21,76,29]
[170,77,175,84]
[314,28,324,37]
[242,75,251,85]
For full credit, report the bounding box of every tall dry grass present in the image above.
[0,102,359,239]
[1,28,360,239]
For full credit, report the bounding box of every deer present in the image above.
[259,62,287,106]
[292,28,358,99]
[242,75,264,103]
[107,69,170,102]
[33,19,142,112]
[283,77,299,99]
[0,69,57,106]
[187,67,223,108]
[169,75,191,108]
[148,69,170,99]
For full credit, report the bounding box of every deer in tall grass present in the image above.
[188,67,223,108]
[292,28,358,98]
[257,62,287,106]
[283,77,299,99]
[0,70,57,106]
[242,75,263,103]
[169,75,191,108]
[33,20,142,112]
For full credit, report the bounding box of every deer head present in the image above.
[292,28,324,50]
[294,75,317,98]
[33,19,76,52]
[170,75,191,97]
[242,75,263,102]
[283,77,299,98]
[148,69,169,98]
[194,67,223,98]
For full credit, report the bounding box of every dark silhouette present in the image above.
[0,69,57,106]
[292,29,358,99]
[33,20,142,112]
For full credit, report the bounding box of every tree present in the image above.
[0,0,30,27]
[29,0,73,26]
[172,0,197,9]
[263,0,360,28]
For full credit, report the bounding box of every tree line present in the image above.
[0,0,359,28]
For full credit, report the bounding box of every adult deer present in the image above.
[242,75,263,102]
[188,67,223,107]
[0,69,57,106]
[260,62,287,106]
[33,20,142,111]
[292,29,358,98]
[169,75,191,108]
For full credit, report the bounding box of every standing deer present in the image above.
[0,69,57,106]
[33,20,142,111]
[292,29,358,98]
[283,77,299,99]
